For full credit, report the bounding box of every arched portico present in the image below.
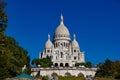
[60,63,63,67]
[54,63,58,67]
[65,63,69,67]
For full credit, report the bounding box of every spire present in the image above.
[48,34,50,40]
[60,14,64,24]
[73,34,76,40]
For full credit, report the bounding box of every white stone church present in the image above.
[40,15,85,67]
[31,15,97,77]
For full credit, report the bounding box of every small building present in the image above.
[14,73,34,80]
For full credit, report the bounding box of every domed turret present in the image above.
[72,34,79,48]
[45,34,53,48]
[54,14,70,41]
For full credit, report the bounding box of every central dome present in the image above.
[54,15,70,41]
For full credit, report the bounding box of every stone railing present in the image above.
[31,67,97,72]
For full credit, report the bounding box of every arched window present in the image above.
[65,63,69,67]
[64,42,65,47]
[74,57,76,60]
[47,50,50,53]
[56,56,57,60]
[56,43,57,47]
[61,52,63,58]
[74,50,76,52]
[54,63,58,67]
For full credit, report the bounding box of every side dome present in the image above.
[54,15,70,41]
[72,34,79,48]
[45,34,53,48]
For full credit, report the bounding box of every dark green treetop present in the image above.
[0,0,30,79]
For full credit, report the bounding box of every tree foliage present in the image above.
[0,1,30,79]
[96,59,120,79]
[32,58,53,67]
[0,0,7,32]
[75,62,92,68]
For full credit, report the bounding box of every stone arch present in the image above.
[78,73,84,77]
[51,72,58,77]
[60,63,63,67]
[54,63,58,67]
[65,72,71,76]
[65,63,69,67]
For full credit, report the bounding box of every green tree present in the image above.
[32,58,40,66]
[0,35,31,79]
[75,62,92,68]
[32,58,53,67]
[0,0,30,79]
[96,59,113,77]
[0,0,7,32]
[85,62,92,68]
[113,60,120,79]
[96,59,120,79]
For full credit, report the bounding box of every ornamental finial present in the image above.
[60,14,64,24]
[48,34,50,40]
[73,34,76,40]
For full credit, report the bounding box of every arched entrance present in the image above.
[78,73,84,77]
[65,72,71,76]
[60,63,63,67]
[65,63,69,67]
[54,63,58,67]
[51,72,58,77]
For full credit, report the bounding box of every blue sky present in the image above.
[4,0,120,65]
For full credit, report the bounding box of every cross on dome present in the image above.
[45,34,53,48]
[72,34,79,48]
[48,34,50,40]
[60,14,64,24]
[73,34,76,40]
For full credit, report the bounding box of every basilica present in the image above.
[31,15,97,77]
[40,15,85,67]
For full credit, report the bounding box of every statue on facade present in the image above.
[22,65,26,72]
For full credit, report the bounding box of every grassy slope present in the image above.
[96,77,118,80]
[58,76,85,80]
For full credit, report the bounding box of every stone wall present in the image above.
[31,67,97,77]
